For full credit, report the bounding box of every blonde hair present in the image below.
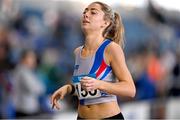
[93,1,125,48]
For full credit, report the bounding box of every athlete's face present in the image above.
[81,3,108,32]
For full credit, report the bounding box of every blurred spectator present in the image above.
[13,49,45,118]
[147,50,166,97]
[0,27,15,119]
[169,49,180,96]
[39,48,65,94]
[134,46,157,100]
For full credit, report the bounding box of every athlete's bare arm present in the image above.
[99,42,136,97]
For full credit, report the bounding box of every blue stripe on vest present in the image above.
[89,39,111,74]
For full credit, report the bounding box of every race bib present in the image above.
[72,74,101,100]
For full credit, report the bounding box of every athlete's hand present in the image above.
[50,85,69,110]
[80,76,102,91]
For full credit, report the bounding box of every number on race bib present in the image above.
[74,83,101,100]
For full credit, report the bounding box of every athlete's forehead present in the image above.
[84,3,102,12]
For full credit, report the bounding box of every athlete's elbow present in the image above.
[127,79,136,98]
[130,88,136,98]
[124,83,136,98]
[129,85,136,98]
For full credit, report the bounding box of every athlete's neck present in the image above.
[84,34,104,52]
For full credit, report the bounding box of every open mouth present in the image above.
[82,20,90,24]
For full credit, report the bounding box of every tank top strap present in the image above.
[76,45,83,57]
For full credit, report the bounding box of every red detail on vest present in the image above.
[96,60,107,77]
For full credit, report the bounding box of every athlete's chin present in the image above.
[81,25,91,31]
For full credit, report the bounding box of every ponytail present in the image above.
[104,12,125,48]
[113,12,125,48]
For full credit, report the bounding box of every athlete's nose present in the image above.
[83,11,89,19]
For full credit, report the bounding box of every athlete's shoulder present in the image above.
[73,46,82,55]
[104,41,124,64]
[106,41,124,55]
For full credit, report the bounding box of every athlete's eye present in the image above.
[83,11,86,14]
[91,11,97,15]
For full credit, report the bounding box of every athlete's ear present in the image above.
[105,21,110,27]
[101,21,110,28]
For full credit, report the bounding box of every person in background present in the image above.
[13,49,45,118]
[0,27,15,119]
